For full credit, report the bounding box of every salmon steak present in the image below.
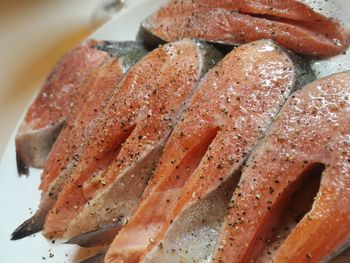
[104,39,314,263]
[214,70,350,263]
[15,40,108,175]
[43,39,222,237]
[9,2,350,262]
[139,0,350,57]
[39,41,148,193]
[11,41,148,240]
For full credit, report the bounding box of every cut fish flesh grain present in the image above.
[43,39,222,238]
[10,2,350,262]
[139,0,350,57]
[214,70,350,263]
[257,163,324,263]
[104,39,314,263]
[39,41,148,193]
[15,40,108,175]
[11,41,148,240]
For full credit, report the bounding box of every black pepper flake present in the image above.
[217,163,223,169]
[268,187,274,194]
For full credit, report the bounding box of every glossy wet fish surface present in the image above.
[42,39,222,238]
[104,39,314,263]
[9,1,350,262]
[11,41,148,240]
[15,40,108,175]
[140,0,350,57]
[214,70,350,263]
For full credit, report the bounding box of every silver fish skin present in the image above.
[15,41,108,175]
[63,40,223,241]
[141,39,314,263]
[11,41,148,240]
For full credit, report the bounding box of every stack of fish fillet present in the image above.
[11,0,350,262]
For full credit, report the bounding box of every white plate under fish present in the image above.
[0,0,349,262]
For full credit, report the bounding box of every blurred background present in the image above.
[0,0,117,157]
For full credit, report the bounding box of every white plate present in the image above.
[0,0,349,262]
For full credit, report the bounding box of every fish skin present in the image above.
[79,253,105,263]
[43,39,223,237]
[39,41,148,193]
[64,142,164,241]
[16,121,65,175]
[11,207,46,240]
[140,0,350,57]
[11,41,147,240]
[331,246,350,263]
[64,223,123,247]
[104,39,314,263]
[15,40,108,175]
[94,41,150,73]
[213,71,350,263]
[64,41,223,242]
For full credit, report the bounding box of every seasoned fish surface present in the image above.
[105,39,314,263]
[11,41,148,240]
[140,0,350,57]
[214,71,350,263]
[43,39,222,237]
[15,40,107,175]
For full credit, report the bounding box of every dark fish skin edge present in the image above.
[137,25,234,53]
[16,150,29,176]
[16,119,66,176]
[11,192,55,240]
[95,41,149,70]
[64,223,123,247]
[11,213,45,240]
[11,41,148,240]
[59,40,222,245]
[136,26,167,50]
[62,41,312,249]
[138,22,240,55]
[79,253,106,263]
[275,42,316,89]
